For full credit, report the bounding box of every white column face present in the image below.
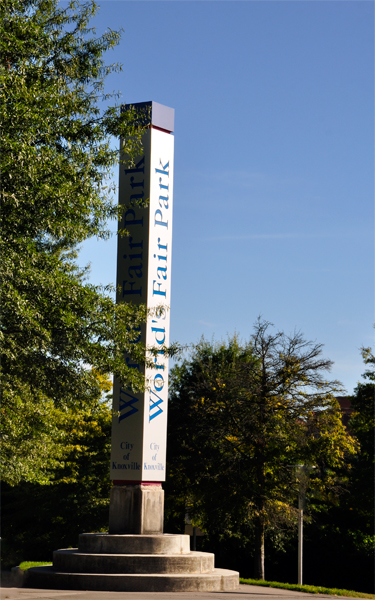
[110,127,174,482]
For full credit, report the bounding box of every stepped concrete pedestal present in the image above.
[27,533,239,592]
[26,486,239,591]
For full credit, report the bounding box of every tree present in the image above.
[347,346,375,538]
[301,347,375,593]
[1,370,114,568]
[0,0,150,484]
[166,320,356,580]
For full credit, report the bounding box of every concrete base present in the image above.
[27,533,239,592]
[53,549,215,574]
[78,532,190,555]
[109,485,164,534]
[27,567,239,591]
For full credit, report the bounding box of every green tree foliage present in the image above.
[348,347,374,540]
[302,347,374,594]
[0,0,148,485]
[166,320,357,580]
[1,370,113,568]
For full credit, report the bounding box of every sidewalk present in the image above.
[0,585,359,600]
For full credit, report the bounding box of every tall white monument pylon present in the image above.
[110,101,174,483]
[26,102,240,592]
[109,101,174,534]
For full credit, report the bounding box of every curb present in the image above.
[0,567,29,588]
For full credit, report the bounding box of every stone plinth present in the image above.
[27,533,239,592]
[53,548,215,574]
[109,484,164,535]
[78,532,189,554]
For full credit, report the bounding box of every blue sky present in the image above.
[77,0,374,394]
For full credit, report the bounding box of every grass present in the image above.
[240,578,375,599]
[18,561,52,570]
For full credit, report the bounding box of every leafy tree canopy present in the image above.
[345,347,375,546]
[301,347,375,594]
[166,320,357,579]
[1,370,114,568]
[0,0,150,484]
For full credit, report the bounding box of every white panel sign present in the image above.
[110,124,174,482]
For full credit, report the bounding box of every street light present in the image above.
[293,464,311,586]
[297,475,304,586]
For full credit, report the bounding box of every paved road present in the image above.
[0,585,360,600]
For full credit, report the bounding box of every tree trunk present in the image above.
[253,518,265,580]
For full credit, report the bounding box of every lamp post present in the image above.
[294,464,310,586]
[298,481,304,585]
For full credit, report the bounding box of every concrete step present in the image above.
[27,566,239,592]
[78,533,190,555]
[53,549,215,574]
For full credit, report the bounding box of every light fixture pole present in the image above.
[294,464,308,586]
[298,483,304,585]
[287,464,312,585]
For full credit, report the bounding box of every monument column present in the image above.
[26,100,239,592]
[109,102,174,534]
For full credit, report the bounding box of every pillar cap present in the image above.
[123,101,174,133]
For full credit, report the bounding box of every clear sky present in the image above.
[77,0,374,395]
